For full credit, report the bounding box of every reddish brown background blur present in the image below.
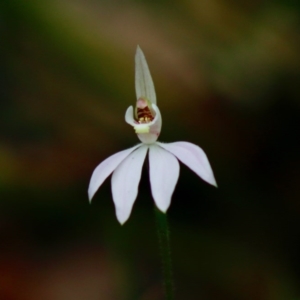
[1,0,300,299]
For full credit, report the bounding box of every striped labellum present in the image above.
[135,97,154,124]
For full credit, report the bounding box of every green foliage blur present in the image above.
[0,0,300,299]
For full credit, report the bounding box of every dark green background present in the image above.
[0,0,300,299]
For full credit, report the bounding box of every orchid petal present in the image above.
[111,145,148,224]
[158,142,217,187]
[88,144,142,201]
[125,106,135,125]
[149,144,180,212]
[135,46,156,104]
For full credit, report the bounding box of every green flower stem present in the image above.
[154,207,175,300]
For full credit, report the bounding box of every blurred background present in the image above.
[1,0,300,299]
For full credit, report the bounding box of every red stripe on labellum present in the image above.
[136,98,154,124]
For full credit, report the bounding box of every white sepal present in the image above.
[149,144,180,212]
[88,144,142,201]
[135,46,156,104]
[111,145,149,224]
[157,142,217,187]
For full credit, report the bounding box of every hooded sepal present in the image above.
[135,46,156,105]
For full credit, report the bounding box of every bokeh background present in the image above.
[1,0,300,299]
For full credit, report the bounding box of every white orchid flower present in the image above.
[88,46,217,224]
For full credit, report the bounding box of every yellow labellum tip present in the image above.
[134,125,150,133]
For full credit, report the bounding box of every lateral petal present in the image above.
[111,145,149,224]
[125,106,135,125]
[135,46,156,104]
[149,144,180,212]
[88,144,142,201]
[157,142,217,187]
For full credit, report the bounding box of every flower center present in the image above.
[135,98,154,124]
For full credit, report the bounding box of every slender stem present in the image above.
[154,207,174,300]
